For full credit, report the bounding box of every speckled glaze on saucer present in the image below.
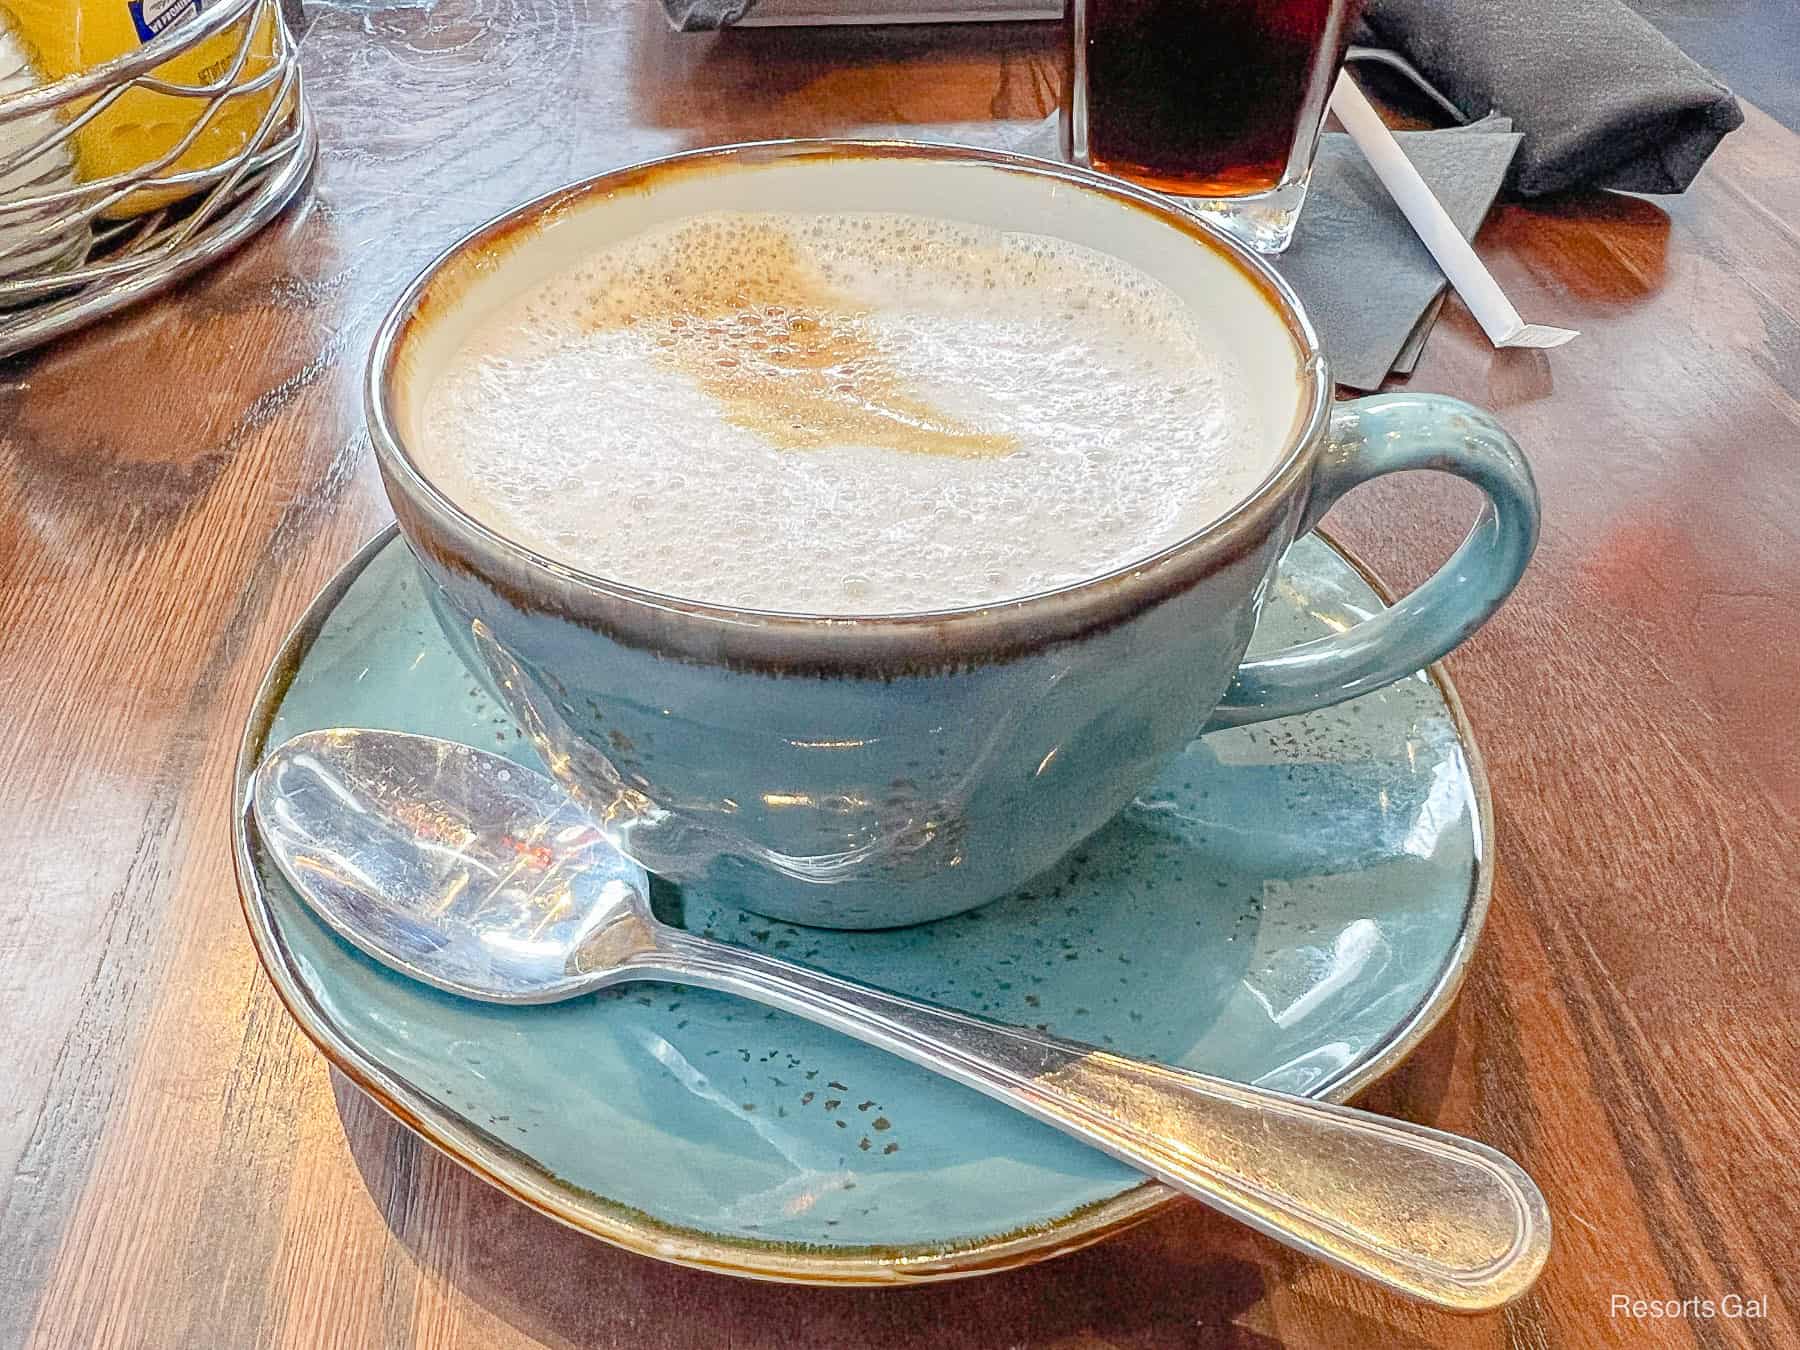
[233,525,1493,1284]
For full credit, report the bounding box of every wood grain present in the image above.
[3,4,1797,1346]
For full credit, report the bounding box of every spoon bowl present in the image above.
[254,729,655,1003]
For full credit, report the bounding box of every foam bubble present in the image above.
[417,211,1280,614]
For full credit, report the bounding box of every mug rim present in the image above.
[367,138,1332,656]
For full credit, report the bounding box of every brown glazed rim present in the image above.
[232,523,1493,1286]
[366,140,1333,673]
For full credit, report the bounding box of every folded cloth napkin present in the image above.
[1353,0,1743,195]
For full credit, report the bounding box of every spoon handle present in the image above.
[643,931,1549,1310]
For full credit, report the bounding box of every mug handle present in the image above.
[1207,393,1540,731]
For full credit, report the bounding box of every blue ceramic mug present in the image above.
[369,142,1538,929]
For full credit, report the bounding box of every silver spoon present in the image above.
[252,728,1549,1310]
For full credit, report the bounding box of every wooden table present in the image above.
[4,6,1797,1347]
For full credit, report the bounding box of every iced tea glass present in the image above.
[1063,0,1357,253]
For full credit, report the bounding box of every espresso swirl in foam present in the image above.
[418,211,1282,614]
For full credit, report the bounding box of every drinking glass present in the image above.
[1063,0,1358,253]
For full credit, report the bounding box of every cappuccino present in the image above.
[418,211,1284,614]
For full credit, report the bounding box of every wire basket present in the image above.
[0,0,315,359]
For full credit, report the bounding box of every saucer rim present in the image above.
[232,523,1493,1286]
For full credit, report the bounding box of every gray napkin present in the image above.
[1273,118,1521,392]
[1354,0,1742,195]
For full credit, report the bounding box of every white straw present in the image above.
[1328,70,1577,350]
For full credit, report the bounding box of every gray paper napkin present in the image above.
[1273,119,1521,391]
[1391,294,1445,378]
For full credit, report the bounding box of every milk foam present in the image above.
[417,211,1283,614]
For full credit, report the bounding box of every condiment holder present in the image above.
[0,0,314,358]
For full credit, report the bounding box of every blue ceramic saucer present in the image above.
[233,525,1491,1284]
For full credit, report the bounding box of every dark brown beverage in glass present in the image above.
[1064,0,1355,251]
[1077,0,1348,194]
